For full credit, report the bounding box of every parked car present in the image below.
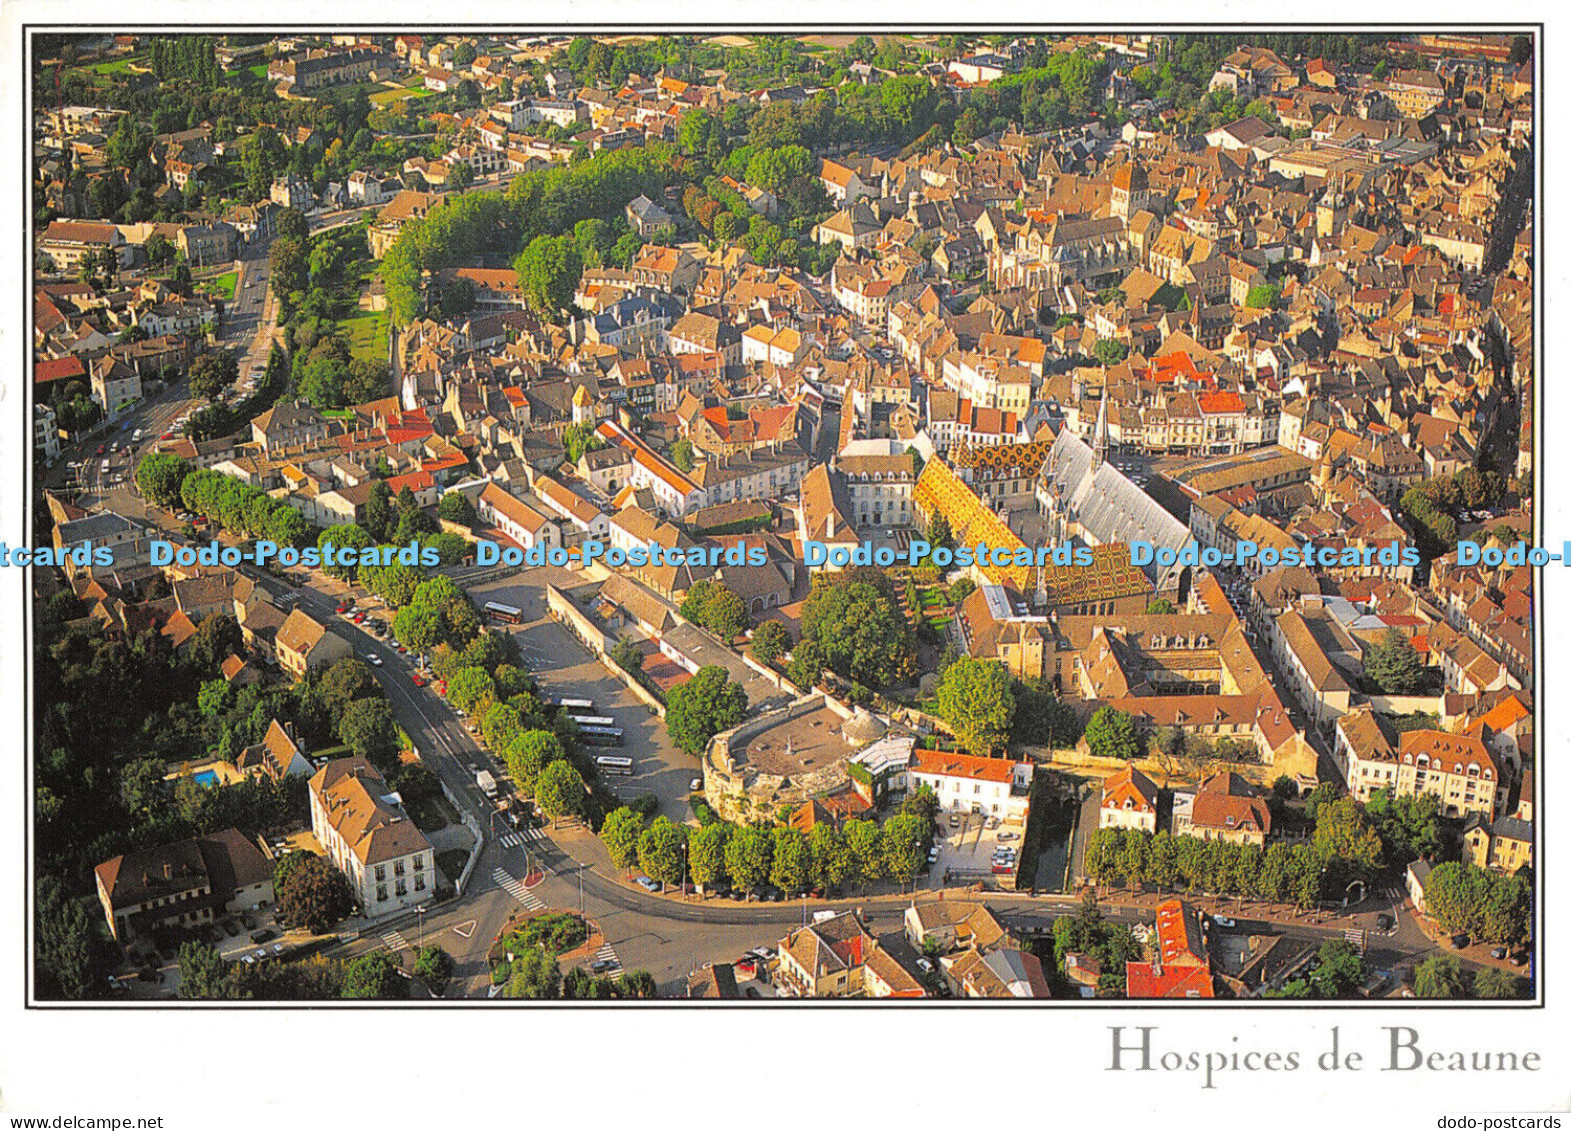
[917,957,934,974]
[690,776,703,792]
[997,831,1018,841]
[249,928,275,944]
[363,652,384,667]
[1212,914,1235,928]
[590,959,612,974]
[635,876,660,892]
[1491,947,1507,960]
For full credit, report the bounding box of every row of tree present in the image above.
[600,791,937,895]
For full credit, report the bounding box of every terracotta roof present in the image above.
[910,748,1015,784]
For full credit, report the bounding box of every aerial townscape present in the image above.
[29,29,1535,1004]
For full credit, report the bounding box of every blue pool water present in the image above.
[193,770,219,787]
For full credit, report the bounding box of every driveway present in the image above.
[930,811,1019,887]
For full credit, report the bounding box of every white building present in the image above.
[907,748,1033,825]
[309,757,435,919]
[34,403,61,464]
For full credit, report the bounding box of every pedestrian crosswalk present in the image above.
[493,867,544,911]
[497,827,545,849]
[593,942,623,979]
[381,929,410,952]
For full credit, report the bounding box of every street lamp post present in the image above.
[415,904,427,950]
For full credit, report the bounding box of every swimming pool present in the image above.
[192,770,219,788]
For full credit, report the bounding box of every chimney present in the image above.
[163,863,172,880]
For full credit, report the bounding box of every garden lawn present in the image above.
[343,309,389,363]
[199,271,238,301]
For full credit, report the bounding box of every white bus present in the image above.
[569,714,616,729]
[595,755,634,776]
[483,600,524,625]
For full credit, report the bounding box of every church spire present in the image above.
[1092,390,1109,469]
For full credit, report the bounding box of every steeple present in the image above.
[1092,391,1109,469]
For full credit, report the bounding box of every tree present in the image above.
[1510,35,1533,65]
[536,760,586,826]
[637,816,688,889]
[445,666,497,715]
[799,577,915,689]
[512,234,584,315]
[1244,283,1283,309]
[809,823,853,891]
[689,822,731,889]
[701,586,748,640]
[1311,797,1384,877]
[176,941,232,999]
[134,452,191,507]
[319,658,380,715]
[670,438,696,472]
[504,729,565,795]
[188,350,238,401]
[1309,939,1366,999]
[843,819,884,888]
[1413,953,1468,999]
[724,826,774,894]
[619,969,658,998]
[770,826,812,894]
[1473,966,1524,1000]
[1094,339,1129,365]
[881,814,927,889]
[1145,597,1176,615]
[505,947,561,999]
[413,946,455,995]
[935,657,1015,755]
[751,619,791,664]
[1363,628,1426,694]
[34,878,116,1000]
[1364,789,1440,865]
[338,698,401,772]
[274,853,354,934]
[1084,706,1141,761]
[342,951,406,999]
[665,665,747,756]
[610,635,644,673]
[437,491,476,529]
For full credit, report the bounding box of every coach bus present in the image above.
[580,726,626,748]
[548,696,595,712]
[594,755,634,775]
[568,714,616,729]
[483,601,524,625]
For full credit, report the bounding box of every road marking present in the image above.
[452,920,477,939]
[488,983,503,998]
[493,867,543,910]
[594,942,624,978]
[382,930,410,951]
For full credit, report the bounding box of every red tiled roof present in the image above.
[35,355,87,385]
[910,748,1015,784]
[1125,962,1214,999]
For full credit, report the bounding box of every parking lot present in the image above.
[466,570,702,819]
[927,810,1023,888]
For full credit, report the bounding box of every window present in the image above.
[415,875,425,892]
[375,864,386,881]
[376,885,387,902]
[394,861,405,876]
[395,880,407,896]
[414,856,424,871]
